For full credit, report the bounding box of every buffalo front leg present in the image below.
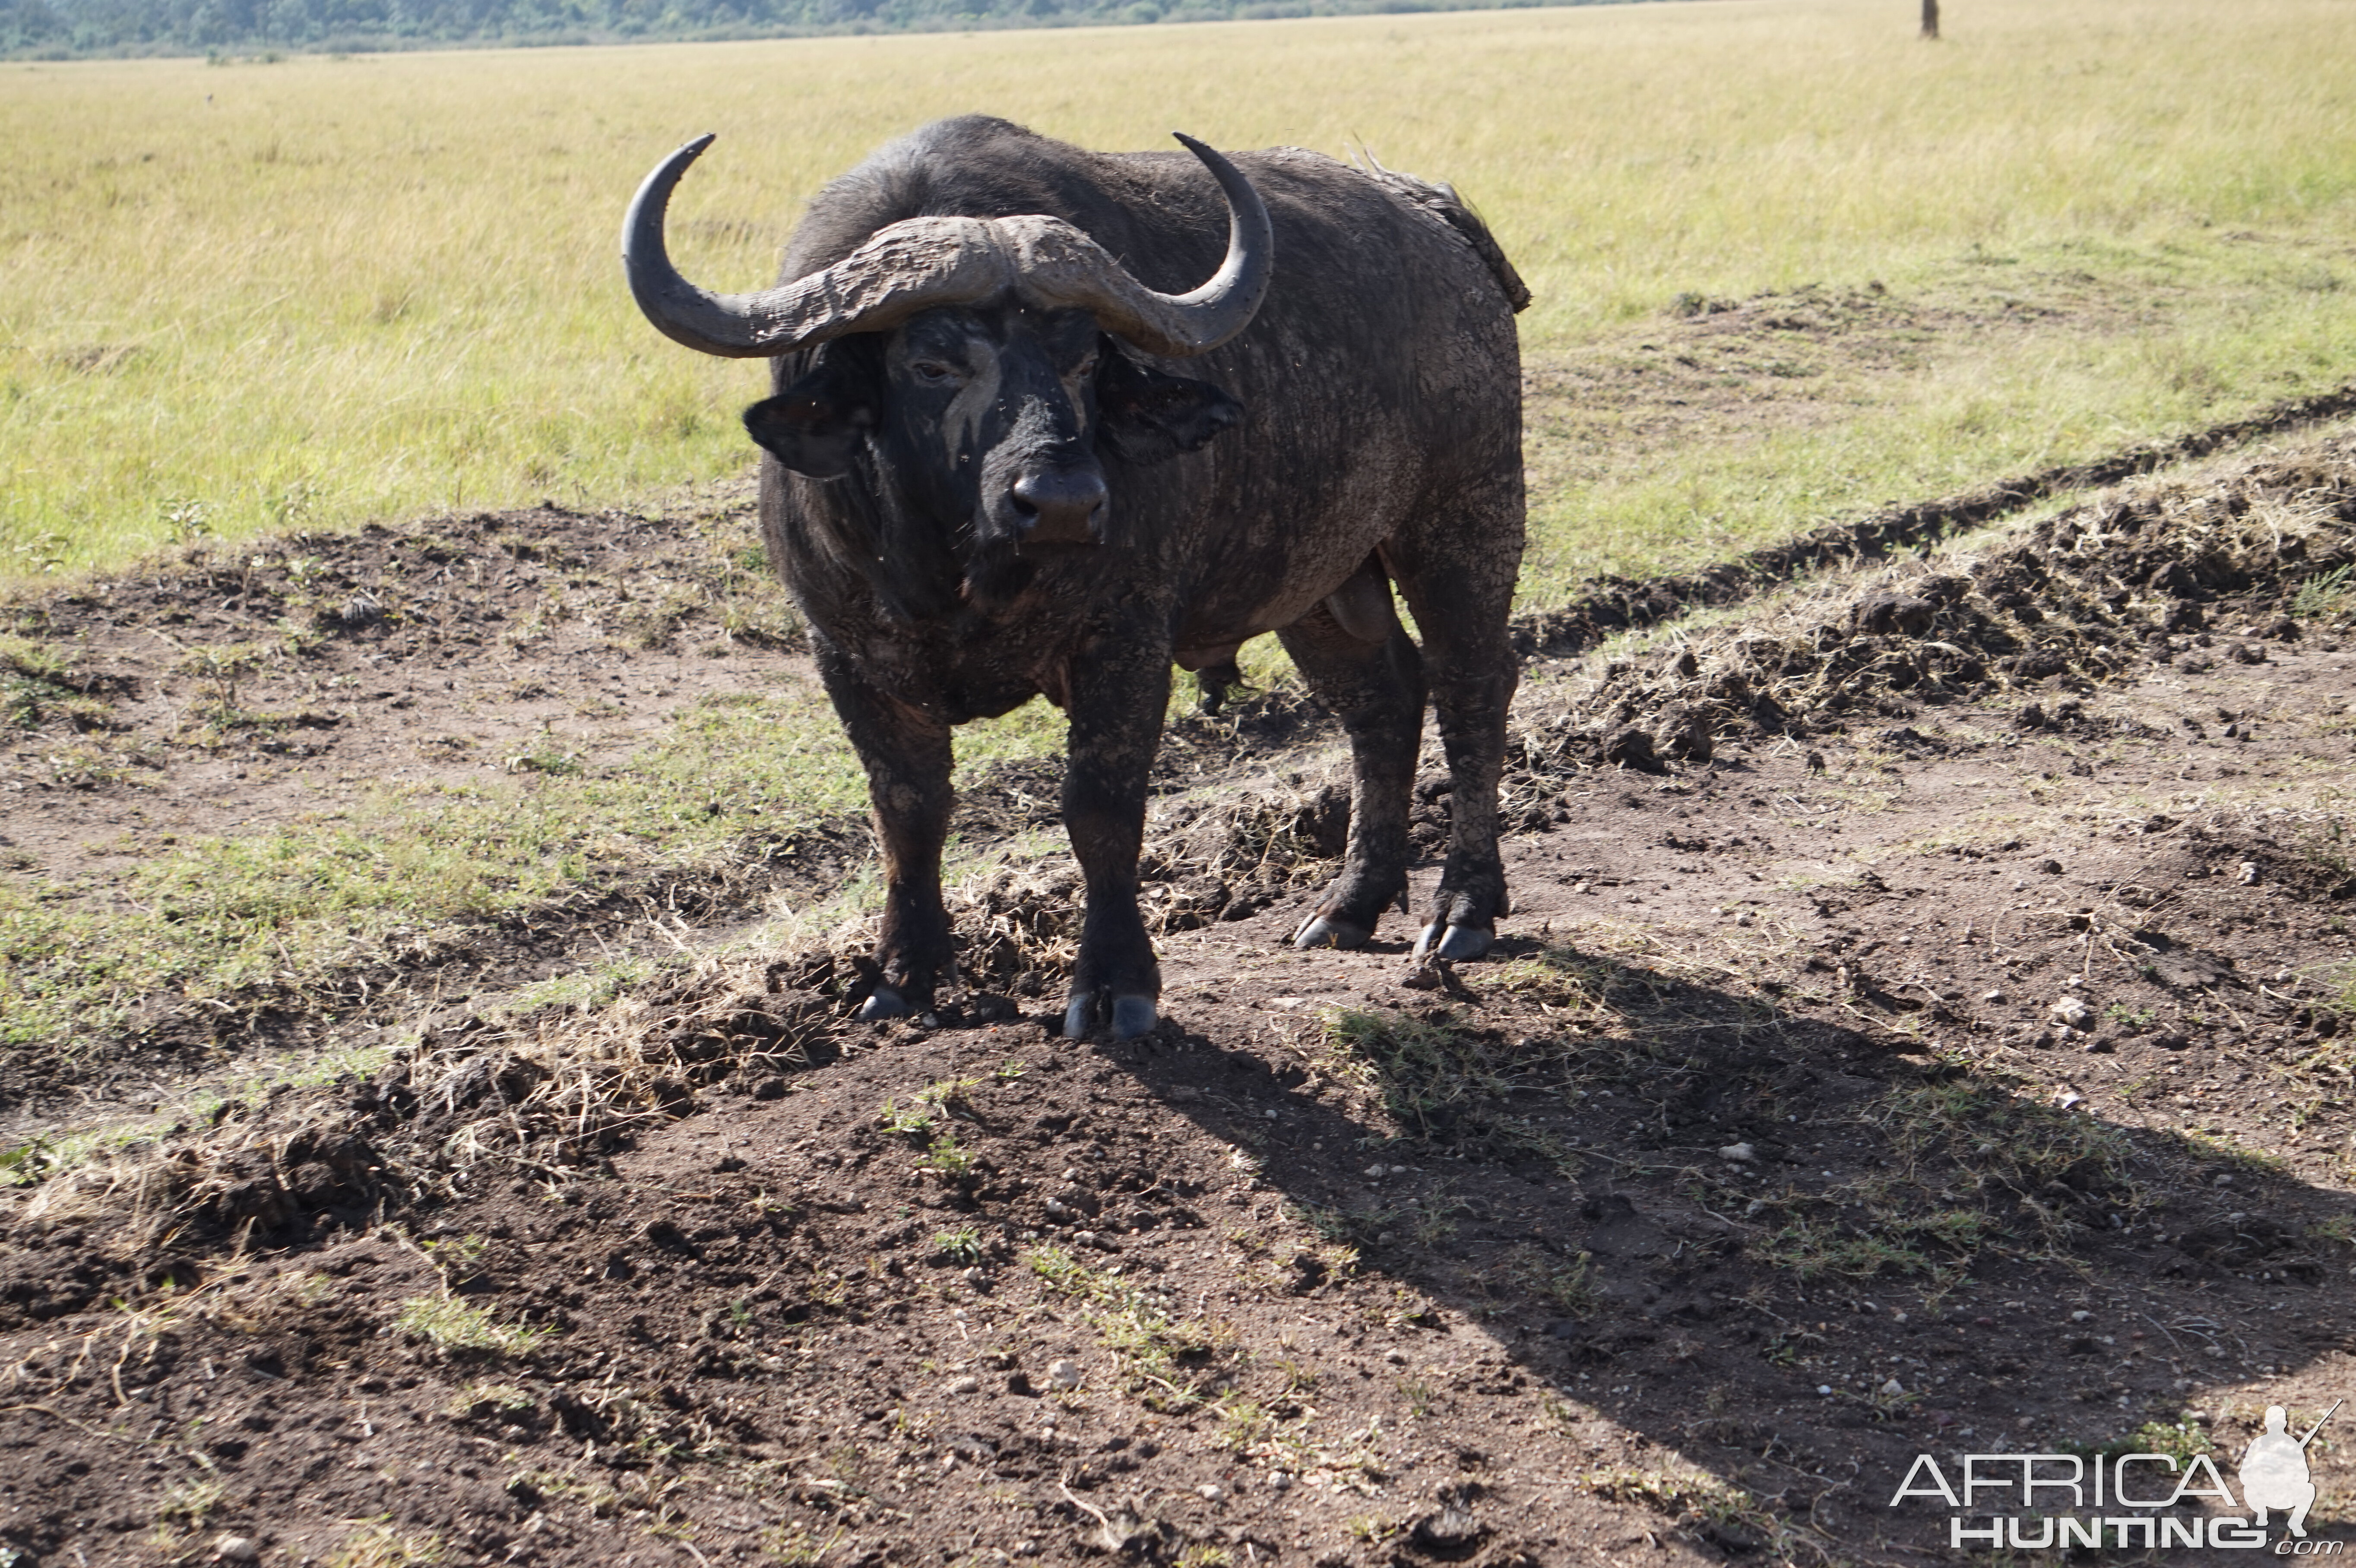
[1278,582,1424,950]
[815,643,956,1022]
[1390,481,1525,961]
[1059,628,1174,1042]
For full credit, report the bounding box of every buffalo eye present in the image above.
[909,360,964,388]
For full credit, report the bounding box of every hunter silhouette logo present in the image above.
[2243,1401,2339,1540]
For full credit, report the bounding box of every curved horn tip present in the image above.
[682,131,717,155]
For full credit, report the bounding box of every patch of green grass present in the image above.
[1577,1461,1786,1552]
[1022,1244,1236,1409]
[876,1098,934,1136]
[919,1134,976,1179]
[394,1296,549,1356]
[1754,1206,1994,1284]
[500,740,583,777]
[447,1381,536,1419]
[4,1040,392,1194]
[1506,1244,1598,1319]
[1742,1073,2164,1290]
[326,1522,445,1568]
[1094,1296,1231,1408]
[933,1225,984,1265]
[1517,232,2356,601]
[759,1524,848,1566]
[1025,1244,1099,1298]
[0,677,877,1065]
[879,1074,985,1136]
[155,1475,227,1528]
[1881,1078,2147,1223]
[1317,1003,1601,1169]
[0,634,106,731]
[0,1134,70,1188]
[496,956,662,1018]
[2079,1419,2214,1464]
[1321,1007,1489,1142]
[2293,563,2356,625]
[419,1233,491,1290]
[170,641,268,719]
[1217,1397,1275,1452]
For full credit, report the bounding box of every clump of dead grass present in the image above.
[7,946,858,1266]
[0,634,119,732]
[1572,1458,1806,1561]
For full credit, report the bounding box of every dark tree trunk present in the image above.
[1921,0,1939,38]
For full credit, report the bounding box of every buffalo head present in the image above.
[622,133,1270,566]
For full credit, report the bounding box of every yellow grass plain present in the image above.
[4,0,2356,580]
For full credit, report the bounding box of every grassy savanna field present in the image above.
[5,0,2356,581]
[7,0,2356,1093]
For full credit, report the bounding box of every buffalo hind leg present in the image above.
[814,640,956,1022]
[1061,630,1175,1041]
[1388,484,1524,960]
[1278,588,1424,950]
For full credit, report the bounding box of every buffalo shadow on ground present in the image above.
[1093,936,2356,1557]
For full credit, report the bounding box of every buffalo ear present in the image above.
[743,357,877,479]
[1096,349,1244,466]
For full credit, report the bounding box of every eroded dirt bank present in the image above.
[6,432,2356,1565]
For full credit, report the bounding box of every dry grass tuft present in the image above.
[13,946,858,1252]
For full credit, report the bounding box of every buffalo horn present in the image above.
[1004,133,1273,357]
[621,132,1273,360]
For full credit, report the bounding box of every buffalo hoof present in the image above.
[1292,913,1372,951]
[1111,995,1158,1041]
[1063,993,1160,1040]
[1412,922,1493,962]
[858,986,912,1023]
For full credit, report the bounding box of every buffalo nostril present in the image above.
[1010,468,1108,544]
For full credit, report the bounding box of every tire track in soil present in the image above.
[1514,376,2356,658]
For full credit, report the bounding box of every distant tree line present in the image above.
[1,0,1643,57]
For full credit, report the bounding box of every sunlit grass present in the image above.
[4,0,2356,582]
[1516,231,2356,598]
[0,678,871,1058]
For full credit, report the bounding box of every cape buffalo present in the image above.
[623,115,1527,1040]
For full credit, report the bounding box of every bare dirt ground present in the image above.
[7,407,2356,1566]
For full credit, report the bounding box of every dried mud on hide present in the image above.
[9,431,2356,1564]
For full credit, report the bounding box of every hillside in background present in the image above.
[0,0,1614,57]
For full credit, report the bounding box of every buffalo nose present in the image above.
[1010,467,1107,545]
